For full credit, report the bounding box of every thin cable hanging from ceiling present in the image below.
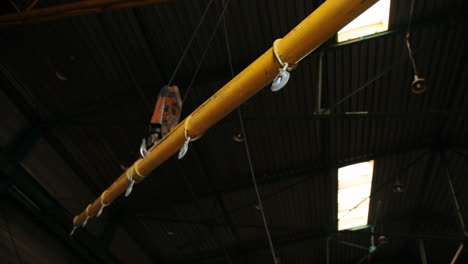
[181,0,232,103]
[140,0,217,160]
[236,105,280,264]
[221,1,279,262]
[179,169,233,264]
[136,1,218,161]
[171,1,235,262]
[176,0,232,160]
[167,0,215,87]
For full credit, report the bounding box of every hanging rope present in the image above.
[179,171,233,264]
[221,2,279,262]
[171,1,235,262]
[167,0,215,86]
[182,0,232,102]
[236,108,279,264]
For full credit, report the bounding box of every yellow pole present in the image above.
[73,0,379,227]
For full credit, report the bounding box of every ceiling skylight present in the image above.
[338,160,374,231]
[337,0,391,42]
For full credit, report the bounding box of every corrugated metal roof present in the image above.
[0,0,467,263]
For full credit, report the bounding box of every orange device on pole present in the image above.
[141,85,182,157]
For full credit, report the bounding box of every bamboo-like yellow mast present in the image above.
[73,0,379,228]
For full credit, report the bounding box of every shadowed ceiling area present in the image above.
[1,0,467,263]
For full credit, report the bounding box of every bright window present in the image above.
[338,160,374,230]
[337,0,391,42]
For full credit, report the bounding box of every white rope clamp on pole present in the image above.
[125,169,136,197]
[134,164,146,180]
[82,206,92,227]
[271,39,294,92]
[125,164,146,197]
[178,117,197,159]
[96,191,109,217]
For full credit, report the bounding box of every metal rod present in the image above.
[356,254,369,264]
[450,243,464,264]
[8,0,21,13]
[444,161,468,237]
[26,0,41,11]
[418,239,428,264]
[72,0,379,228]
[0,0,171,25]
[336,240,369,251]
[353,231,468,242]
[315,52,324,114]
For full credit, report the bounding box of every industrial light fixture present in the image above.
[338,160,374,231]
[378,235,388,245]
[55,71,68,81]
[392,178,405,193]
[410,75,427,94]
[337,0,391,42]
[405,0,427,94]
[406,31,427,94]
[233,131,245,142]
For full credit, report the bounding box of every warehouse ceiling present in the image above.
[0,0,467,263]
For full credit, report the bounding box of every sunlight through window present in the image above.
[337,0,391,42]
[338,160,374,230]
